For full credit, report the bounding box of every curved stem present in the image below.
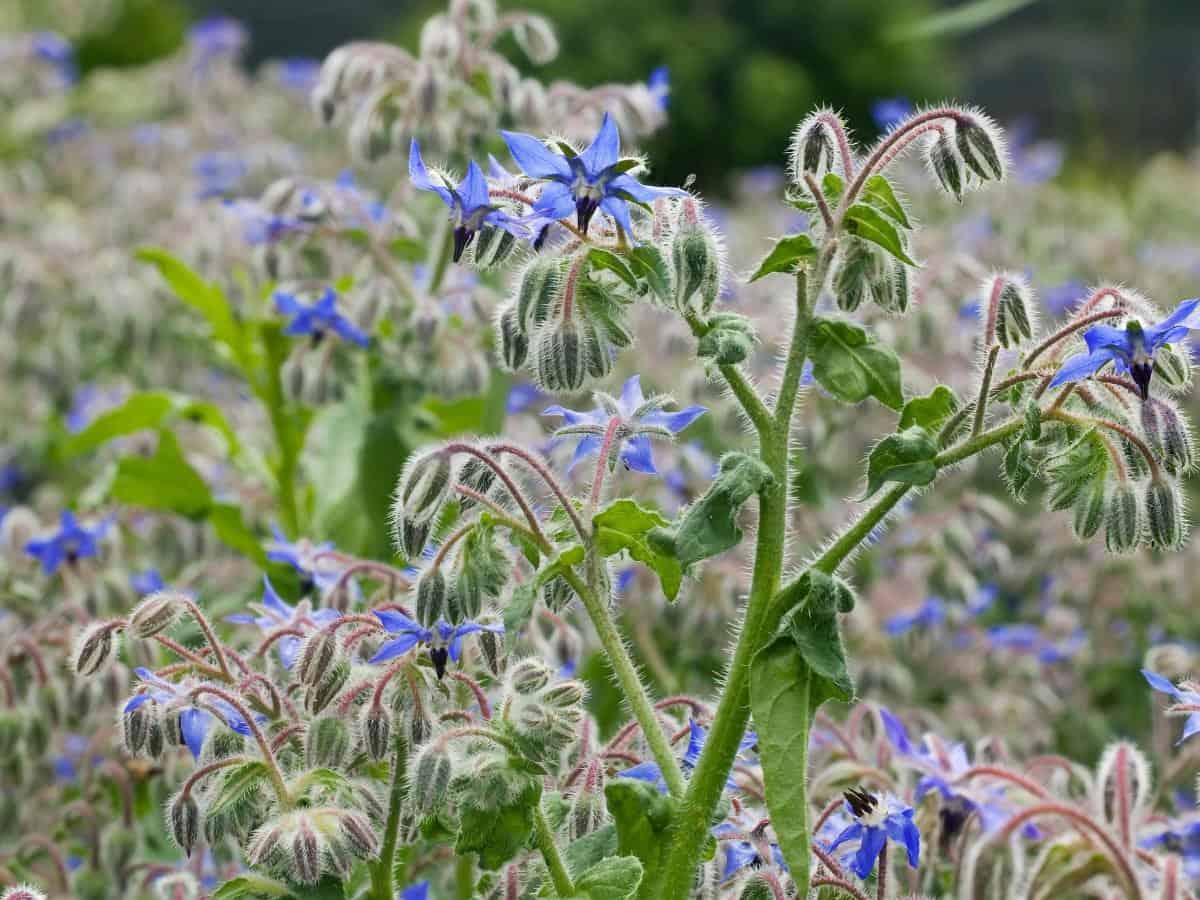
[486,441,588,541]
[972,345,1000,436]
[1023,308,1124,370]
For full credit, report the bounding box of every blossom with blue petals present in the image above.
[188,15,248,68]
[124,668,254,760]
[714,820,787,881]
[828,788,920,880]
[25,511,113,575]
[1140,817,1200,880]
[274,288,370,347]
[543,375,706,475]
[885,596,947,636]
[32,32,77,85]
[371,610,503,679]
[131,569,167,595]
[1144,669,1200,744]
[226,576,340,669]
[986,623,1085,664]
[500,112,686,236]
[872,97,913,132]
[399,882,430,900]
[266,526,361,603]
[619,719,755,794]
[506,383,544,414]
[409,139,527,262]
[647,66,670,110]
[193,151,248,199]
[1049,298,1200,399]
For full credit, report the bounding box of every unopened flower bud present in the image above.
[457,456,499,512]
[955,118,1005,182]
[397,519,432,562]
[306,658,350,714]
[515,256,566,331]
[1105,482,1141,553]
[416,568,448,628]
[296,629,340,687]
[1153,343,1192,390]
[473,224,519,270]
[362,703,392,761]
[293,821,323,884]
[498,304,529,372]
[409,704,432,747]
[478,615,503,676]
[697,313,757,366]
[24,713,49,757]
[542,574,576,612]
[541,679,586,710]
[1142,399,1193,475]
[145,714,167,758]
[789,113,837,177]
[738,876,777,900]
[834,239,882,313]
[128,591,182,639]
[928,134,963,201]
[169,791,200,857]
[877,258,911,315]
[74,622,118,676]
[507,658,552,695]
[394,449,455,529]
[412,745,452,812]
[1146,480,1185,549]
[122,702,151,755]
[200,728,245,764]
[510,14,558,65]
[336,810,381,859]
[535,318,589,392]
[1072,480,1105,539]
[993,277,1034,348]
[246,822,284,866]
[418,14,461,66]
[306,715,351,769]
[672,213,720,314]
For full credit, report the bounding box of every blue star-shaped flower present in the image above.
[274,287,370,347]
[409,140,527,262]
[371,610,503,679]
[25,511,113,575]
[1144,669,1200,744]
[828,789,920,880]
[131,569,166,595]
[124,668,255,760]
[543,375,706,475]
[501,112,686,236]
[1049,298,1200,399]
[714,821,787,881]
[225,576,341,669]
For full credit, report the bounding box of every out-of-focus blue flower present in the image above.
[194,151,248,199]
[0,460,25,495]
[25,511,113,575]
[46,117,89,145]
[224,199,306,245]
[1041,279,1086,318]
[67,384,125,433]
[714,822,787,881]
[871,97,913,132]
[620,720,755,794]
[188,15,248,67]
[124,668,255,759]
[828,789,920,880]
[334,169,389,226]
[1007,117,1064,184]
[371,610,503,678]
[409,140,527,262]
[266,525,361,603]
[274,288,370,347]
[885,596,946,636]
[614,566,638,595]
[647,65,670,110]
[501,112,686,236]
[32,32,76,85]
[1049,298,1200,399]
[966,584,998,618]
[1144,670,1200,744]
[278,57,321,93]
[131,569,166,595]
[1140,818,1200,879]
[543,375,706,475]
[986,623,1085,664]
[399,882,430,900]
[506,383,544,414]
[225,576,340,669]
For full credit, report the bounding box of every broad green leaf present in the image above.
[423,393,489,437]
[210,874,292,899]
[564,823,618,876]
[821,171,845,203]
[778,571,856,699]
[571,856,644,900]
[898,385,959,431]
[111,430,213,517]
[455,778,540,870]
[651,452,774,570]
[844,204,917,266]
[748,234,817,282]
[864,426,939,498]
[808,318,904,410]
[588,248,639,289]
[626,246,672,302]
[206,760,269,818]
[593,499,683,600]
[862,175,911,229]
[604,779,676,897]
[63,391,241,458]
[210,503,267,565]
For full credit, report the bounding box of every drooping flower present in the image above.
[714,818,787,881]
[274,288,370,347]
[543,375,706,475]
[25,511,113,575]
[409,140,527,262]
[1144,669,1200,744]
[1049,298,1200,399]
[371,610,503,679]
[871,97,913,132]
[266,526,361,603]
[828,788,921,880]
[225,576,340,669]
[124,669,254,760]
[500,112,686,236]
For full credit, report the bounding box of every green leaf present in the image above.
[844,204,917,266]
[572,856,644,900]
[778,571,856,701]
[455,777,540,870]
[898,385,959,431]
[588,248,639,289]
[862,175,911,229]
[502,546,585,643]
[604,779,675,897]
[564,823,618,876]
[626,246,672,302]
[210,874,293,899]
[111,430,212,517]
[210,503,267,565]
[137,247,252,370]
[748,234,817,282]
[423,393,489,437]
[206,760,269,818]
[809,318,904,410]
[62,391,241,458]
[593,499,683,600]
[821,172,845,203]
[651,452,774,571]
[864,426,939,498]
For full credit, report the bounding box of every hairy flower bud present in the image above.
[473,223,519,270]
[409,703,432,747]
[201,728,245,764]
[1153,343,1192,390]
[738,876,777,900]
[74,622,118,676]
[510,14,558,65]
[1072,479,1105,539]
[412,745,453,812]
[1105,482,1141,553]
[993,277,1034,348]
[498,304,529,372]
[478,614,503,676]
[293,821,323,884]
[569,788,606,840]
[834,238,882,312]
[145,714,167,759]
[24,713,49,757]
[672,213,720,314]
[542,574,577,612]
[928,134,963,201]
[397,518,432,562]
[122,701,151,755]
[306,715,351,769]
[877,258,911,315]
[415,568,448,628]
[169,791,200,857]
[2,887,48,900]
[697,313,757,366]
[541,679,586,710]
[306,658,350,714]
[956,118,1005,182]
[507,658,553,695]
[336,810,381,860]
[535,318,589,392]
[362,703,392,761]
[1142,399,1193,475]
[128,591,183,639]
[515,256,566,331]
[1146,480,1185,549]
[246,822,285,867]
[789,112,839,178]
[394,449,455,530]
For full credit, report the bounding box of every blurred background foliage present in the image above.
[8,0,1200,192]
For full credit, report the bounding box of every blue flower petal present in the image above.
[620,435,657,474]
[533,181,577,220]
[851,826,887,879]
[409,139,453,206]
[618,375,645,416]
[879,707,913,755]
[369,634,422,664]
[1143,669,1180,698]
[179,708,210,760]
[599,195,635,238]
[1048,347,1119,388]
[375,610,423,633]
[459,160,490,213]
[644,405,707,435]
[579,113,621,176]
[500,130,572,180]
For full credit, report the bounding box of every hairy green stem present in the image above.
[532,802,575,896]
[369,736,409,900]
[684,313,772,438]
[972,345,1000,436]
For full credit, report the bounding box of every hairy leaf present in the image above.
[749,234,817,282]
[594,499,682,600]
[809,318,904,409]
[864,426,939,498]
[898,385,959,431]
